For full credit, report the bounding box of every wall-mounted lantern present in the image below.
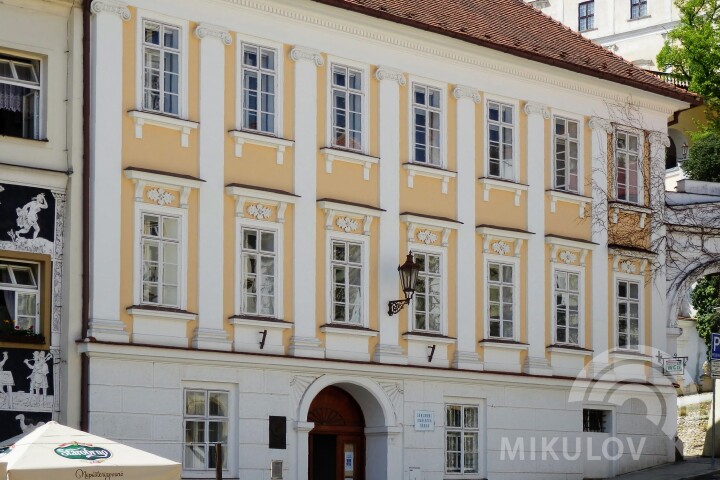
[681,142,689,159]
[387,252,421,316]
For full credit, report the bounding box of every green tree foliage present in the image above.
[657,0,720,127]
[691,275,720,358]
[681,130,720,182]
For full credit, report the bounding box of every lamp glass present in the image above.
[398,253,420,295]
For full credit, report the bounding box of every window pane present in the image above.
[244,230,258,250]
[11,267,35,286]
[186,391,205,415]
[446,405,461,427]
[163,217,179,240]
[260,231,275,252]
[144,22,160,45]
[209,392,228,416]
[143,215,160,236]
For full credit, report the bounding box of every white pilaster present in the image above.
[289,46,324,358]
[374,66,407,365]
[192,24,232,350]
[452,85,482,370]
[87,0,130,342]
[523,102,552,375]
[649,132,670,355]
[589,117,613,373]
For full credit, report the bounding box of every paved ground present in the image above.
[610,457,720,479]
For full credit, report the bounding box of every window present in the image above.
[141,213,181,307]
[184,390,229,470]
[446,405,479,474]
[615,131,641,203]
[553,117,579,192]
[487,101,514,180]
[583,409,609,433]
[578,1,595,31]
[331,64,363,151]
[240,227,276,316]
[413,252,442,333]
[0,53,40,140]
[242,44,276,134]
[0,261,39,332]
[488,262,514,339]
[630,0,647,19]
[142,20,181,116]
[617,280,640,350]
[554,271,580,345]
[331,240,363,324]
[413,84,442,166]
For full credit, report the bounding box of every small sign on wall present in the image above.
[414,410,434,431]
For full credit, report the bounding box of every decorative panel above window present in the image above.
[0,53,41,140]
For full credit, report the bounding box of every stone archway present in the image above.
[294,376,401,480]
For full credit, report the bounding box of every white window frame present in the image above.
[552,265,584,346]
[614,273,643,351]
[445,403,481,475]
[483,94,520,182]
[551,111,584,194]
[613,128,645,204]
[0,48,45,140]
[135,11,189,118]
[133,202,189,309]
[234,217,284,318]
[0,259,41,333]
[483,253,520,341]
[236,33,283,137]
[325,231,370,327]
[409,245,448,336]
[407,75,448,168]
[326,56,369,155]
[630,0,648,19]
[182,381,237,477]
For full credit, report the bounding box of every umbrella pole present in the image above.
[215,443,222,480]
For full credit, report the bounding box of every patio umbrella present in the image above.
[0,421,180,480]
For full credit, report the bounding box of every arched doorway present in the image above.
[308,386,365,480]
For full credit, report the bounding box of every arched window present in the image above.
[666,137,678,169]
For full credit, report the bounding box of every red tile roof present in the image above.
[311,0,700,105]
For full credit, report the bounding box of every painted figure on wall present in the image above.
[14,193,48,239]
[0,351,13,409]
[24,351,51,406]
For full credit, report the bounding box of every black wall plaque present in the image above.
[269,415,286,449]
[0,183,55,244]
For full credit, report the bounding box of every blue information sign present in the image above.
[712,333,720,360]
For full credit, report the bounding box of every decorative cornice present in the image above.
[589,116,613,133]
[523,102,550,119]
[194,24,233,45]
[648,131,671,148]
[290,46,324,66]
[90,0,130,20]
[375,66,406,86]
[453,85,481,103]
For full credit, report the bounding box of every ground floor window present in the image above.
[184,389,229,470]
[446,404,479,474]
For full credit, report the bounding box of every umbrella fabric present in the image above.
[0,421,180,480]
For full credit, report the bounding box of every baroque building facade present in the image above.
[81,0,696,479]
[0,0,83,442]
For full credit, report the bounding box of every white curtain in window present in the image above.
[0,84,23,112]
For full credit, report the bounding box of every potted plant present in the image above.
[0,319,45,344]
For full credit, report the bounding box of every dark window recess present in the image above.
[269,415,286,449]
[583,409,609,433]
[0,53,41,140]
[578,0,595,31]
[666,137,678,169]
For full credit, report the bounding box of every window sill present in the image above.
[478,177,527,206]
[402,332,456,344]
[0,333,45,344]
[229,315,292,329]
[321,147,378,181]
[479,339,529,350]
[127,305,197,321]
[608,200,652,227]
[127,110,198,148]
[579,28,598,33]
[547,344,594,356]
[0,134,50,147]
[609,349,651,363]
[321,323,378,337]
[228,130,294,164]
[402,163,457,194]
[127,305,195,348]
[628,15,651,22]
[547,190,590,217]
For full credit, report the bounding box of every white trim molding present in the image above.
[477,178,528,206]
[90,0,130,20]
[402,163,457,194]
[126,306,196,347]
[228,130,294,164]
[127,111,198,148]
[289,45,324,66]
[545,235,595,266]
[374,65,406,85]
[124,168,203,209]
[453,85,481,103]
[523,102,550,119]
[194,23,233,45]
[318,200,382,236]
[548,190,590,218]
[226,185,297,224]
[476,225,533,257]
[400,213,460,248]
[320,148,379,181]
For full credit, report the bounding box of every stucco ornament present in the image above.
[146,188,175,206]
[620,260,637,274]
[417,230,437,245]
[336,216,359,233]
[247,204,272,220]
[491,241,510,255]
[559,250,577,264]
